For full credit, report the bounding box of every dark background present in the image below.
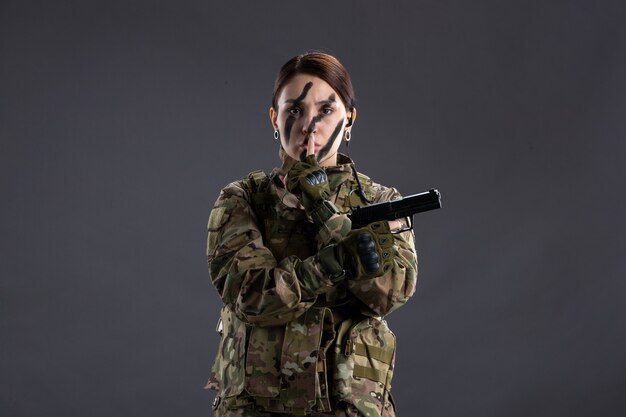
[2,1,625,416]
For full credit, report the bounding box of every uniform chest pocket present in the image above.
[264,218,317,261]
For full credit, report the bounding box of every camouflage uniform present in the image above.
[206,153,418,417]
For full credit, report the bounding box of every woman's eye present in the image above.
[288,107,301,115]
[322,107,333,115]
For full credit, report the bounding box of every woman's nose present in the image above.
[301,115,319,135]
[301,125,316,135]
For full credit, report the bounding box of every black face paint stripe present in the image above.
[303,93,336,145]
[286,82,313,104]
[284,82,313,144]
[306,115,323,135]
[317,119,344,162]
[284,114,295,145]
[315,94,336,106]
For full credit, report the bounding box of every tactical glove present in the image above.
[318,221,395,281]
[286,155,339,226]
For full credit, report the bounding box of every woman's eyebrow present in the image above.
[285,99,335,106]
[316,95,336,106]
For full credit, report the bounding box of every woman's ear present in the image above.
[269,107,278,129]
[346,108,357,127]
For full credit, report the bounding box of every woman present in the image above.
[205,52,418,417]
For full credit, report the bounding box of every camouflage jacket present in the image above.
[206,154,418,416]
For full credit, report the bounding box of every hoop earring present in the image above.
[344,130,351,142]
[274,130,280,140]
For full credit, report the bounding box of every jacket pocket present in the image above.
[205,306,247,397]
[245,325,284,397]
[332,317,396,417]
[279,307,335,412]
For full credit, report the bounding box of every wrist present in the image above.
[317,244,346,283]
[309,200,340,226]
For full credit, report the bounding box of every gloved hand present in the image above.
[317,221,395,281]
[286,155,349,244]
[286,154,331,212]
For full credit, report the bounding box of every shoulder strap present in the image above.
[245,170,271,201]
[343,168,373,208]
[355,172,373,201]
[243,170,275,227]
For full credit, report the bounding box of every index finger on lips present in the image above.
[307,133,315,156]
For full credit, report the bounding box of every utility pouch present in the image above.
[332,316,396,417]
[204,306,247,398]
[206,206,228,258]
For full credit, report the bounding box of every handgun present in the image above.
[348,189,442,230]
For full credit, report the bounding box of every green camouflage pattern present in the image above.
[245,325,283,397]
[213,395,341,417]
[206,154,416,416]
[279,306,335,411]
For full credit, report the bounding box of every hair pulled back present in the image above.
[272,51,356,112]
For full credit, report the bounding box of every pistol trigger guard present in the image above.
[392,216,413,234]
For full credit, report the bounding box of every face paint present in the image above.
[284,82,313,144]
[303,114,323,143]
[317,119,344,162]
[303,93,336,144]
[284,114,295,145]
[314,94,336,110]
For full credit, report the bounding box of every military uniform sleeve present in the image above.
[346,184,418,317]
[314,213,352,247]
[207,180,338,327]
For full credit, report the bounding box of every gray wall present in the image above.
[2,1,625,416]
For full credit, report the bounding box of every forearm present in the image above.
[208,183,327,326]
[315,212,352,247]
[211,244,339,327]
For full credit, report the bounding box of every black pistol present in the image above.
[348,189,442,230]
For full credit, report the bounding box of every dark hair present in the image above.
[271,51,356,112]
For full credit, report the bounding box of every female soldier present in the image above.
[205,52,418,417]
